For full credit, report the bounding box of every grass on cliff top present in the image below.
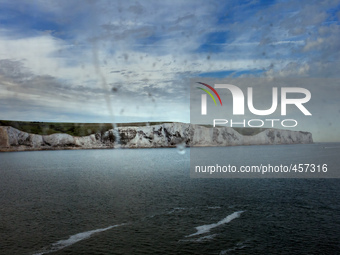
[0,120,172,136]
[0,120,266,136]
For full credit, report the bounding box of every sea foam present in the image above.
[186,211,244,237]
[33,223,125,255]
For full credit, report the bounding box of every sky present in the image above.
[0,0,339,142]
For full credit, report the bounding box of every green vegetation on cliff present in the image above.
[0,120,266,137]
[0,120,171,136]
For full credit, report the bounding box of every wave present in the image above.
[186,211,244,237]
[194,234,217,242]
[167,207,187,214]
[169,205,222,214]
[180,233,217,243]
[219,242,247,254]
[207,206,221,209]
[33,223,125,255]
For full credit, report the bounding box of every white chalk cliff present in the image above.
[0,123,313,152]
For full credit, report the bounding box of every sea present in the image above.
[0,144,340,254]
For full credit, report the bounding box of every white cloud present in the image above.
[0,0,339,141]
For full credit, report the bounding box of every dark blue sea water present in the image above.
[0,144,340,254]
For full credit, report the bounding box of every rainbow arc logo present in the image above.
[196,82,223,106]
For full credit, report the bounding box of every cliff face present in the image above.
[0,123,313,152]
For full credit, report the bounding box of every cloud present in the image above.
[0,0,339,141]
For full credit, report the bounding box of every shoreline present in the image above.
[0,142,318,153]
[0,123,313,153]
